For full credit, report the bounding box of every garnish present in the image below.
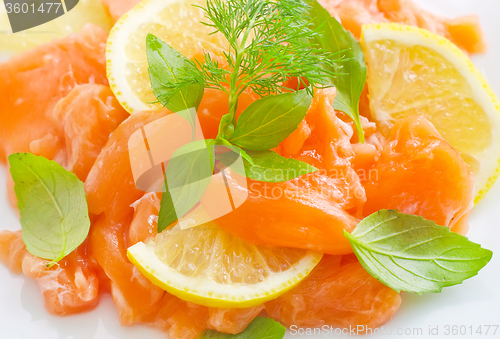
[147,34,204,137]
[157,140,214,232]
[344,210,493,294]
[307,0,367,142]
[8,153,90,267]
[199,317,286,339]
[229,90,312,151]
[146,0,372,231]
[177,0,338,125]
[219,149,318,183]
[147,34,204,113]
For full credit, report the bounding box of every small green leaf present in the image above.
[229,90,312,151]
[344,210,493,294]
[238,148,254,165]
[8,153,90,266]
[213,139,254,165]
[176,108,199,142]
[157,140,214,232]
[243,150,318,182]
[158,184,176,233]
[218,149,317,183]
[217,114,235,140]
[199,317,286,339]
[308,0,366,142]
[146,34,204,115]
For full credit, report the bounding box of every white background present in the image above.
[1,0,499,338]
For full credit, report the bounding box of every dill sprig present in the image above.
[177,0,341,123]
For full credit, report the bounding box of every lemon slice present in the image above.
[0,0,112,58]
[361,23,500,203]
[127,221,323,308]
[106,0,227,113]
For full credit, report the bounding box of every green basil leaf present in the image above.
[308,0,366,142]
[243,150,318,182]
[177,108,199,141]
[146,34,204,115]
[218,149,317,183]
[235,147,253,165]
[344,210,493,294]
[8,153,90,267]
[157,140,215,232]
[217,114,235,140]
[199,317,286,339]
[214,139,254,165]
[158,184,176,233]
[229,90,312,151]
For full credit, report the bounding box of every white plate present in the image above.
[1,0,500,338]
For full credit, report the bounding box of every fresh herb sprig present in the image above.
[9,153,90,267]
[148,2,492,299]
[148,0,365,231]
[150,0,344,231]
[4,0,490,305]
[345,210,493,294]
[175,0,340,130]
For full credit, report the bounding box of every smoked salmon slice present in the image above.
[362,116,474,230]
[0,231,99,315]
[318,0,486,53]
[0,26,128,316]
[266,254,402,329]
[0,24,108,164]
[0,0,486,335]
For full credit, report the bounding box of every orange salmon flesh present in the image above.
[0,0,484,338]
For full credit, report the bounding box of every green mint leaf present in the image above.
[199,317,286,339]
[344,210,493,294]
[157,140,215,232]
[229,90,312,151]
[8,153,90,267]
[308,0,366,142]
[146,34,204,115]
[218,149,317,183]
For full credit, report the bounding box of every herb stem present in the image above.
[228,50,242,123]
[228,10,256,124]
[182,0,347,137]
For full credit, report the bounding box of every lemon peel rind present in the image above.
[107,0,181,113]
[361,23,500,203]
[127,242,323,308]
